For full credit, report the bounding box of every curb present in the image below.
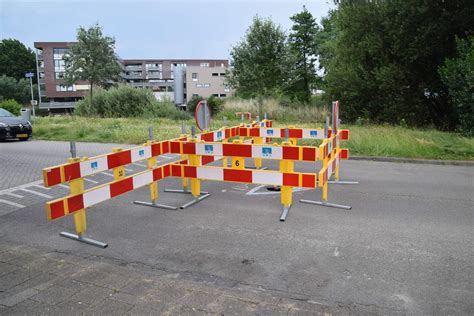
[350,155,474,166]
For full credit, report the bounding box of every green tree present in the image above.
[318,0,474,130]
[0,75,37,104]
[227,16,290,98]
[288,6,320,103]
[439,36,474,135]
[64,24,121,110]
[0,39,36,81]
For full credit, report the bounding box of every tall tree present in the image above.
[318,0,474,130]
[288,6,320,103]
[0,39,36,81]
[64,24,121,109]
[227,16,290,98]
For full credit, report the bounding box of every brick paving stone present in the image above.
[30,285,78,305]
[94,298,134,314]
[66,284,113,307]
[0,269,35,292]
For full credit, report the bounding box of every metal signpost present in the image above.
[25,72,36,117]
[195,100,211,131]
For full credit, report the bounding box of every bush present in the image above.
[0,75,38,105]
[186,95,204,114]
[207,95,224,115]
[0,99,21,116]
[143,98,191,120]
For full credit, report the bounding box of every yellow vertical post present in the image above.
[280,141,294,208]
[112,148,125,180]
[69,157,86,235]
[322,141,329,202]
[253,136,263,169]
[147,141,158,203]
[179,134,189,191]
[189,138,201,197]
[335,132,340,181]
[231,139,245,169]
[288,125,297,146]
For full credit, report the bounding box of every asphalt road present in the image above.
[0,140,473,314]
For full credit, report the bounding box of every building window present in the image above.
[171,63,186,70]
[221,63,225,67]
[146,63,162,70]
[56,84,75,92]
[53,48,68,59]
[55,72,65,79]
[54,60,65,72]
[220,73,226,76]
[38,60,45,68]
[212,73,218,77]
[212,94,219,97]
[204,83,210,88]
[39,72,45,79]
[196,83,210,88]
[219,94,227,97]
[192,73,198,81]
[224,86,230,92]
[200,63,209,67]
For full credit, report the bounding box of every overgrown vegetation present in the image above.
[0,75,38,105]
[0,99,22,116]
[187,95,224,115]
[32,115,474,160]
[75,85,190,120]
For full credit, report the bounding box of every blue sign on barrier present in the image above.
[310,130,318,137]
[139,149,145,157]
[91,161,98,171]
[262,147,272,157]
[205,145,214,154]
[266,130,274,136]
[217,131,222,139]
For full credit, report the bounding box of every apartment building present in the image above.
[34,42,231,109]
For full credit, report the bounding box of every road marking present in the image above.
[5,192,24,198]
[134,163,147,167]
[334,247,340,257]
[0,199,25,208]
[102,172,114,177]
[58,184,69,189]
[125,168,134,172]
[0,180,44,195]
[84,178,99,184]
[33,184,50,190]
[161,154,175,159]
[20,188,53,198]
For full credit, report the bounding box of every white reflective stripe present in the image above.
[79,156,108,177]
[252,171,283,186]
[251,145,282,159]
[328,140,333,153]
[83,186,111,208]
[195,143,223,156]
[131,146,151,162]
[196,167,223,181]
[302,129,324,139]
[336,134,340,146]
[132,170,153,189]
[261,128,278,138]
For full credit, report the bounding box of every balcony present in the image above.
[124,65,142,71]
[39,101,77,109]
[124,73,143,79]
[147,72,162,79]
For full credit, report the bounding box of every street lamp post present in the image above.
[25,72,36,117]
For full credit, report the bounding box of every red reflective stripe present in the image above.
[341,130,349,140]
[46,167,62,186]
[49,200,65,220]
[110,177,133,198]
[107,151,132,169]
[239,127,248,137]
[282,147,299,160]
[201,133,214,142]
[67,195,84,213]
[153,167,163,181]
[231,127,238,137]
[182,142,196,154]
[328,130,332,138]
[302,147,316,161]
[332,159,336,171]
[266,121,271,127]
[225,129,231,139]
[63,162,81,182]
[171,165,182,177]
[223,144,252,157]
[224,169,252,183]
[170,141,181,154]
[249,128,260,137]
[302,174,316,188]
[183,166,197,178]
[283,173,299,186]
[201,156,215,165]
[163,164,171,177]
[341,148,349,159]
[151,143,161,156]
[162,141,170,154]
[289,129,303,138]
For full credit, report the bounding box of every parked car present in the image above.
[0,108,32,141]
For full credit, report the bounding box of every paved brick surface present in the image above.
[0,241,338,315]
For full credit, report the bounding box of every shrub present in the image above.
[0,99,21,116]
[186,95,204,114]
[143,98,191,120]
[207,95,224,115]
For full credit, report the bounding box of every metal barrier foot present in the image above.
[133,201,178,210]
[180,193,211,209]
[328,180,359,185]
[300,199,352,210]
[280,205,291,222]
[59,232,108,248]
[164,189,209,194]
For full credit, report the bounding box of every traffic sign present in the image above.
[195,100,211,131]
[25,72,34,78]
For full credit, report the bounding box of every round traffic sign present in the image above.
[195,100,211,131]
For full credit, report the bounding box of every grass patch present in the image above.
[31,116,474,160]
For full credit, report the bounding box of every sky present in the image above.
[0,0,334,60]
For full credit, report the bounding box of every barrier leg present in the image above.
[279,144,294,221]
[60,157,108,248]
[180,148,210,209]
[253,137,263,169]
[134,146,178,210]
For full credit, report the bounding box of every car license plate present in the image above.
[17,133,28,138]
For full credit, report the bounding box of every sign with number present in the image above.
[195,100,211,131]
